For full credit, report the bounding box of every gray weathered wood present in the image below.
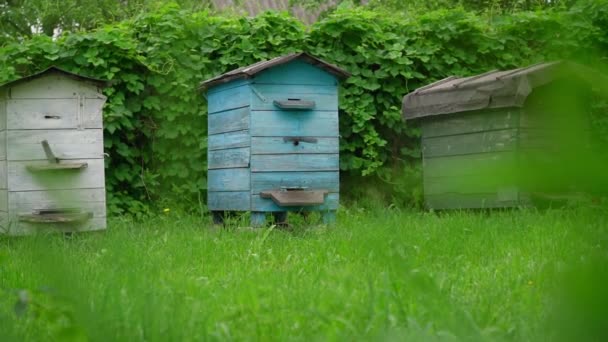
[8,74,102,99]
[8,129,103,160]
[0,100,5,130]
[7,98,103,129]
[424,175,519,196]
[421,110,520,138]
[422,129,518,158]
[0,189,6,211]
[8,158,105,191]
[6,217,106,235]
[423,152,517,178]
[0,160,6,189]
[0,131,5,160]
[208,147,250,169]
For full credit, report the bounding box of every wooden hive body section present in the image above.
[0,69,107,234]
[205,55,348,225]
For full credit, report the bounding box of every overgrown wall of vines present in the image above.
[1,1,606,213]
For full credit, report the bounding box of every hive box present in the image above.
[402,62,603,209]
[0,67,108,234]
[200,53,349,226]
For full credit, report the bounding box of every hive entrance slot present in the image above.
[19,208,93,224]
[260,189,329,206]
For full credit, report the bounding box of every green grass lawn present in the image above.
[1,206,607,341]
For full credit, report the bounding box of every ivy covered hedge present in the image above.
[0,1,606,213]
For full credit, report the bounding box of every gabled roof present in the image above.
[0,66,108,89]
[199,52,350,90]
[402,61,604,120]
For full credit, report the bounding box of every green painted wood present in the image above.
[251,137,338,154]
[422,129,518,158]
[250,110,338,137]
[207,168,250,192]
[208,191,250,210]
[208,107,249,135]
[421,110,520,138]
[208,147,250,169]
[207,84,250,114]
[251,193,339,211]
[208,130,250,151]
[423,151,517,178]
[251,154,339,172]
[425,193,526,210]
[424,175,519,196]
[251,171,339,194]
[253,60,338,86]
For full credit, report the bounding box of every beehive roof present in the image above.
[0,66,108,89]
[199,52,350,90]
[402,61,604,120]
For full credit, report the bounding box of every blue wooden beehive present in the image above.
[200,52,349,226]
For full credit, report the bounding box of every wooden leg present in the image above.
[272,212,288,227]
[251,212,266,227]
[322,211,336,225]
[211,211,224,225]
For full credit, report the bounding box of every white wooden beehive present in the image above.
[0,67,107,235]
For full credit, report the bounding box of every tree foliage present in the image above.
[0,1,606,212]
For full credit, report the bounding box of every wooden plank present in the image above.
[251,192,339,211]
[422,129,518,158]
[251,154,339,172]
[253,60,338,86]
[251,137,338,154]
[0,160,6,189]
[208,130,250,151]
[424,175,519,196]
[8,158,105,191]
[251,90,338,111]
[425,193,525,210]
[208,147,250,169]
[0,189,6,211]
[6,98,104,130]
[207,191,250,211]
[9,74,102,99]
[4,217,106,236]
[7,129,103,160]
[0,211,7,234]
[82,97,105,129]
[251,110,338,137]
[251,171,339,194]
[423,152,517,178]
[208,107,249,135]
[0,100,6,130]
[9,200,106,219]
[0,130,5,160]
[207,168,250,192]
[207,84,250,114]
[207,79,250,95]
[421,110,520,138]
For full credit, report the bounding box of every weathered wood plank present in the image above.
[423,152,517,178]
[4,217,106,235]
[207,79,250,95]
[0,160,6,189]
[425,193,526,210]
[251,171,339,194]
[6,98,103,129]
[251,91,338,111]
[8,75,102,99]
[0,189,6,211]
[82,97,106,129]
[207,168,250,192]
[421,110,520,138]
[207,84,250,114]
[251,154,339,172]
[251,192,339,211]
[0,131,5,160]
[9,200,106,219]
[208,191,250,211]
[208,107,249,135]
[208,130,250,151]
[9,188,105,206]
[424,175,519,197]
[253,60,338,86]
[208,147,250,169]
[251,110,338,137]
[0,100,5,130]
[7,129,103,161]
[422,129,518,157]
[251,137,338,154]
[8,158,105,191]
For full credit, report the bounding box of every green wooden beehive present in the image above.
[402,62,601,209]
